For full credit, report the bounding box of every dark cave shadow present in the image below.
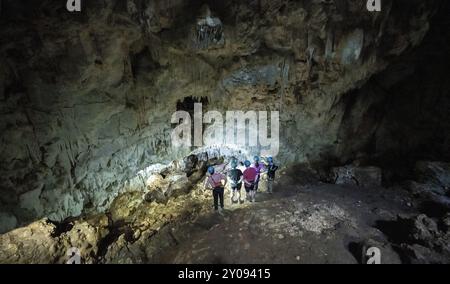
[418,201,449,219]
[347,242,364,264]
[374,220,409,245]
[48,218,75,238]
[373,220,413,264]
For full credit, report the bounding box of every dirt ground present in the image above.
[150,168,418,264]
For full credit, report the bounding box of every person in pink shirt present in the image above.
[205,166,227,214]
[243,160,258,202]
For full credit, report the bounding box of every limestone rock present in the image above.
[0,219,61,264]
[398,214,440,247]
[166,174,192,198]
[59,217,109,264]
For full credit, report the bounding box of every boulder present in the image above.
[56,216,109,264]
[188,169,206,184]
[410,214,440,245]
[332,165,358,186]
[144,187,168,204]
[395,214,442,248]
[182,154,199,176]
[166,174,192,198]
[0,219,61,264]
[144,174,192,204]
[399,243,448,264]
[332,165,382,187]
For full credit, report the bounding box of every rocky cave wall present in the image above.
[0,0,448,233]
[333,4,450,180]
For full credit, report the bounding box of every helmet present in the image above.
[207,166,215,174]
[267,157,273,163]
[244,160,251,167]
[231,159,238,169]
[254,156,260,162]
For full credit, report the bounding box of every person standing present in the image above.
[266,157,279,194]
[243,160,258,202]
[228,159,243,203]
[205,166,227,214]
[253,156,266,193]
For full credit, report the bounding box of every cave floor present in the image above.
[147,169,415,264]
[2,165,449,264]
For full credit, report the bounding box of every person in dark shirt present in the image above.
[266,157,279,194]
[228,159,243,203]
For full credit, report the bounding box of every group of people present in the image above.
[204,156,279,214]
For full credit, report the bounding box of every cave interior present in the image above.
[0,0,449,264]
